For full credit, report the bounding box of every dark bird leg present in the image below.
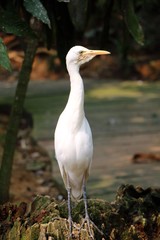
[67,186,72,238]
[67,175,73,239]
[79,178,104,239]
[82,182,94,239]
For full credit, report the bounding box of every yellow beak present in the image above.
[83,50,111,56]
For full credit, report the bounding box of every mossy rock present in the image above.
[0,185,160,239]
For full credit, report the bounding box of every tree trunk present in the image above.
[0,34,38,204]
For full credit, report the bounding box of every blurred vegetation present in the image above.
[0,0,160,204]
[0,0,145,65]
[0,0,160,77]
[0,0,160,68]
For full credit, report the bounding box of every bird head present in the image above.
[66,46,110,70]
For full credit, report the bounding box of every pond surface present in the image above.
[1,79,160,201]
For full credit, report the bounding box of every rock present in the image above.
[0,185,160,239]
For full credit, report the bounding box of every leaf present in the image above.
[122,0,144,45]
[23,0,51,28]
[68,0,88,31]
[0,38,12,72]
[0,7,34,37]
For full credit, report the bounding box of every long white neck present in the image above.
[65,63,85,127]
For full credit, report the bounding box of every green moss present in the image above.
[30,224,40,240]
[30,195,52,213]
[9,220,21,240]
[121,227,140,240]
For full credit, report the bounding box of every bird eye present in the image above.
[80,51,83,54]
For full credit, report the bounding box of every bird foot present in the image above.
[67,216,73,239]
[79,216,104,239]
[67,217,80,239]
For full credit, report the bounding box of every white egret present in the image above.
[54,46,110,238]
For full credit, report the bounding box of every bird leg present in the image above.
[79,181,104,239]
[67,176,73,239]
[67,187,72,238]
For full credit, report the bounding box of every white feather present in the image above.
[54,48,93,199]
[54,46,110,200]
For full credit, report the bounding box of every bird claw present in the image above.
[67,217,80,239]
[79,216,104,239]
[79,217,94,239]
[67,216,73,239]
[67,232,73,240]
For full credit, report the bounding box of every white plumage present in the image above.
[54,46,110,237]
[55,46,93,200]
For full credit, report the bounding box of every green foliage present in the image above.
[0,0,147,66]
[0,38,12,72]
[23,0,51,28]
[122,0,144,45]
[0,6,34,37]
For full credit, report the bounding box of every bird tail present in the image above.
[61,166,89,201]
[69,171,89,201]
[71,186,83,201]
